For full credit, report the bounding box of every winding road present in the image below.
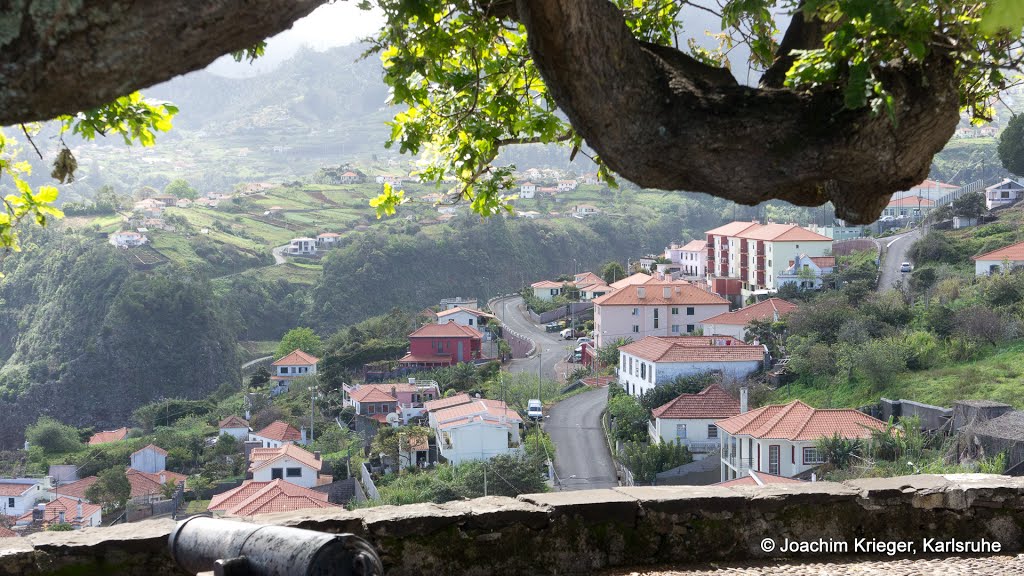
[877,228,921,292]
[492,295,617,491]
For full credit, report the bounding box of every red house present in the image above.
[398,321,483,368]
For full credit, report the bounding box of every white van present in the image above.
[527,399,543,419]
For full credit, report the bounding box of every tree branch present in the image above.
[0,1,326,125]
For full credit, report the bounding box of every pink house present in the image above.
[343,379,442,425]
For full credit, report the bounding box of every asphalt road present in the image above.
[544,387,618,490]
[491,296,617,491]
[877,228,921,291]
[272,245,288,264]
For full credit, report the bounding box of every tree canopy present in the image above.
[3,0,1024,242]
[998,113,1024,176]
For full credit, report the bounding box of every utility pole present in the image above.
[537,351,543,404]
[484,464,488,497]
[309,385,316,445]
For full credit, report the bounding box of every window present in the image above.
[468,318,474,325]
[671,307,679,315]
[803,447,825,464]
[675,424,686,439]
[686,307,694,315]
[628,357,633,373]
[640,363,646,379]
[7,497,13,507]
[768,445,780,475]
[707,425,718,439]
[632,325,640,333]
[631,307,639,316]
[436,340,443,353]
[671,325,680,334]
[367,404,376,414]
[286,468,302,477]
[653,309,659,329]
[271,468,284,480]
[686,324,694,333]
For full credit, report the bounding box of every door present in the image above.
[457,341,464,361]
[768,445,780,475]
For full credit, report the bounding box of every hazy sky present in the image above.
[207,2,385,78]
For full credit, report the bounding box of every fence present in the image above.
[360,461,381,500]
[527,302,594,324]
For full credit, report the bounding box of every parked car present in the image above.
[560,328,575,339]
[527,399,543,420]
[575,337,593,346]
[900,262,913,273]
[879,215,895,222]
[544,322,561,333]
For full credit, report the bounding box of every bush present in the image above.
[607,394,648,442]
[620,440,693,484]
[25,417,82,454]
[816,433,863,470]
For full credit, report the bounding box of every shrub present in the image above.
[25,417,82,454]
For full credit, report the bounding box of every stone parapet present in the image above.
[1,474,1022,575]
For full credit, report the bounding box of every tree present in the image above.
[164,178,198,200]
[275,327,323,359]
[638,373,716,412]
[160,479,179,500]
[458,453,547,497]
[951,191,986,220]
[597,337,632,367]
[249,366,271,388]
[25,417,81,454]
[816,433,863,470]
[607,394,648,443]
[601,261,626,284]
[4,2,1024,230]
[371,426,430,470]
[999,113,1024,176]
[85,467,131,511]
[620,440,693,484]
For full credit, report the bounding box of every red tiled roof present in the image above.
[219,415,249,429]
[349,387,398,403]
[702,298,798,327]
[18,497,101,526]
[253,421,302,442]
[272,349,320,366]
[652,384,740,420]
[678,240,707,252]
[735,223,832,242]
[249,444,324,473]
[717,471,806,487]
[530,280,564,289]
[0,526,16,538]
[126,469,187,498]
[809,256,836,268]
[715,400,886,440]
[433,399,522,430]
[408,321,482,339]
[0,482,36,497]
[573,271,605,288]
[368,413,390,423]
[436,306,495,320]
[208,479,338,517]
[973,240,1024,262]
[317,232,341,238]
[593,282,728,306]
[886,195,935,208]
[608,273,651,290]
[88,427,129,445]
[619,336,766,363]
[398,353,453,364]
[912,178,957,190]
[54,476,98,500]
[705,221,761,237]
[424,393,474,412]
[132,444,168,457]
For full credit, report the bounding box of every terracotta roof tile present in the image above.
[702,298,799,327]
[125,469,187,498]
[132,444,168,457]
[716,400,886,440]
[208,479,337,517]
[530,280,564,289]
[398,352,454,364]
[608,273,651,290]
[19,497,101,526]
[0,526,16,538]
[88,427,129,445]
[593,282,728,307]
[652,384,740,420]
[619,336,766,363]
[436,307,495,319]
[809,256,836,268]
[734,223,832,242]
[973,240,1024,262]
[678,240,707,252]
[408,321,482,339]
[424,393,474,412]
[272,349,320,366]
[573,271,605,288]
[53,476,98,500]
[433,399,522,430]
[218,416,249,429]
[705,221,761,237]
[249,444,324,473]
[913,178,958,189]
[0,482,37,497]
[252,421,302,442]
[348,387,398,403]
[886,195,935,208]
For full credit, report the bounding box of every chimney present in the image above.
[637,287,646,299]
[160,473,166,485]
[76,499,83,520]
[314,451,321,461]
[301,427,308,444]
[740,387,749,414]
[390,386,397,399]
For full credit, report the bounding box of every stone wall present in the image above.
[2,475,1023,576]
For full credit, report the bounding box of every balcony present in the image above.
[722,453,755,474]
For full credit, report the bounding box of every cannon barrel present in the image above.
[168,516,383,576]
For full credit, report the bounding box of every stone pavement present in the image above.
[607,555,1024,575]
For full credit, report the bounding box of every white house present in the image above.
[972,241,1024,276]
[716,400,886,482]
[665,240,707,279]
[249,421,304,449]
[316,232,341,248]
[16,497,101,529]
[617,336,767,398]
[557,180,578,192]
[175,198,193,208]
[0,479,46,517]
[270,349,319,392]
[435,306,496,329]
[985,178,1024,210]
[573,204,600,217]
[208,479,339,517]
[776,254,836,290]
[339,171,361,184]
[649,384,741,459]
[287,237,317,256]
[108,231,148,248]
[882,195,935,219]
[430,398,523,465]
[530,280,564,302]
[130,444,167,474]
[375,175,405,186]
[593,281,730,348]
[701,298,798,341]
[133,198,164,218]
[248,444,329,489]
[218,415,250,440]
[519,182,536,198]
